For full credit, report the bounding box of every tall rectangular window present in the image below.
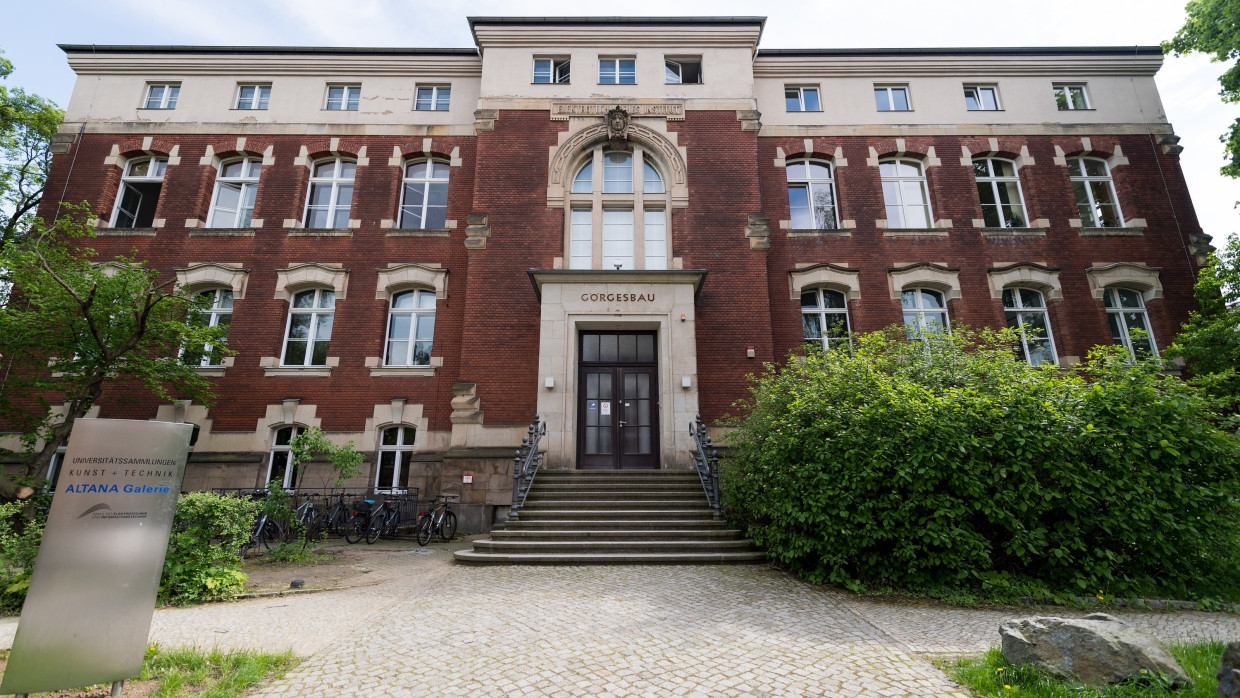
[236,84,271,110]
[643,210,667,270]
[415,85,451,111]
[143,83,180,109]
[570,209,593,270]
[534,58,571,84]
[601,209,634,270]
[325,84,360,111]
[874,85,911,111]
[785,86,820,112]
[599,58,636,85]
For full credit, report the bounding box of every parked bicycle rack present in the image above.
[213,486,422,537]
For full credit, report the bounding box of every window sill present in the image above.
[97,227,157,236]
[136,107,176,111]
[981,227,1045,237]
[263,366,333,377]
[413,108,452,112]
[785,109,823,113]
[883,228,947,237]
[193,367,227,377]
[368,366,436,377]
[1079,226,1145,237]
[289,229,353,237]
[386,228,451,237]
[322,108,359,112]
[787,228,851,238]
[191,228,256,237]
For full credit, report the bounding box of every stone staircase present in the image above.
[454,469,765,565]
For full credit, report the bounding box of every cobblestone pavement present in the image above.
[1,537,1238,696]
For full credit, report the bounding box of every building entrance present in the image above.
[576,332,659,469]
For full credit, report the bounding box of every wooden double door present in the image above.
[577,332,659,470]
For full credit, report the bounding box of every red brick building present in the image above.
[26,17,1211,529]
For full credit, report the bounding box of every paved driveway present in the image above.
[1,537,1236,697]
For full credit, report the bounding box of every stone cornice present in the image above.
[528,269,708,300]
[753,53,1163,78]
[65,53,482,78]
[472,24,762,51]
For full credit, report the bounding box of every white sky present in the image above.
[2,0,1237,245]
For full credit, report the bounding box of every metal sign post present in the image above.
[0,419,191,695]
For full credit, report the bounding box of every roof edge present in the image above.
[59,44,480,57]
[758,46,1163,58]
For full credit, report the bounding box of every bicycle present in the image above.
[365,498,404,544]
[317,491,351,535]
[415,494,458,546]
[290,496,320,545]
[239,490,284,558]
[343,498,377,544]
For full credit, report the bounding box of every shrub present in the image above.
[0,493,49,612]
[723,327,1240,600]
[160,492,254,605]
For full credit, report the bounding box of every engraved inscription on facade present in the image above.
[551,102,685,121]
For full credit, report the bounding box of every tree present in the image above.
[287,426,363,489]
[0,49,64,247]
[1165,0,1240,178]
[0,206,229,500]
[1167,236,1240,426]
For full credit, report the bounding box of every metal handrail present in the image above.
[690,415,721,517]
[509,415,547,520]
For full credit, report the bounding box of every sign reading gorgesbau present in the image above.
[0,419,191,694]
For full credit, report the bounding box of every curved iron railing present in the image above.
[509,415,547,520]
[690,415,721,517]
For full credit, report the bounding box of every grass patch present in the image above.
[140,645,297,697]
[947,641,1224,697]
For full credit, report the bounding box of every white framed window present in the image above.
[879,158,932,229]
[376,425,416,493]
[786,160,839,230]
[110,157,168,228]
[567,146,669,270]
[325,84,360,111]
[185,288,233,367]
[964,85,1000,111]
[874,85,911,111]
[902,287,949,339]
[599,58,636,85]
[973,157,1027,228]
[47,437,69,490]
[1053,83,1090,110]
[415,85,451,111]
[282,288,335,367]
[1068,156,1123,228]
[385,289,435,367]
[534,58,571,84]
[1003,288,1057,366]
[304,158,355,229]
[399,160,450,229]
[267,426,306,489]
[235,84,270,110]
[801,288,851,350]
[785,86,821,112]
[143,83,179,109]
[665,57,702,85]
[1104,287,1157,358]
[208,157,262,228]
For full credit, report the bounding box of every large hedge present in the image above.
[722,328,1240,600]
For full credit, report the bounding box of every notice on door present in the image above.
[600,401,611,416]
[0,419,191,695]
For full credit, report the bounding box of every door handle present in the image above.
[618,421,627,427]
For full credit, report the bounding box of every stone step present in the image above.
[528,485,705,495]
[532,478,702,487]
[490,529,743,541]
[471,539,757,554]
[454,550,768,565]
[515,509,718,520]
[520,499,708,510]
[502,519,729,530]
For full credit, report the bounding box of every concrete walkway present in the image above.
[2,537,1237,697]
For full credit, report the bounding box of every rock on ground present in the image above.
[1220,640,1240,698]
[1000,612,1190,687]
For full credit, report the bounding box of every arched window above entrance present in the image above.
[566,144,671,270]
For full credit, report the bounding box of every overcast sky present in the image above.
[2,0,1237,244]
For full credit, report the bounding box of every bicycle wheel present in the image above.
[439,511,457,541]
[344,515,367,544]
[385,510,400,537]
[260,518,283,550]
[302,511,323,548]
[365,510,384,544]
[415,514,433,546]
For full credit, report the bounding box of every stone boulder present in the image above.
[999,613,1189,687]
[1220,641,1240,698]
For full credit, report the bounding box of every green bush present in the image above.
[160,492,254,605]
[0,493,49,612]
[723,327,1240,601]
